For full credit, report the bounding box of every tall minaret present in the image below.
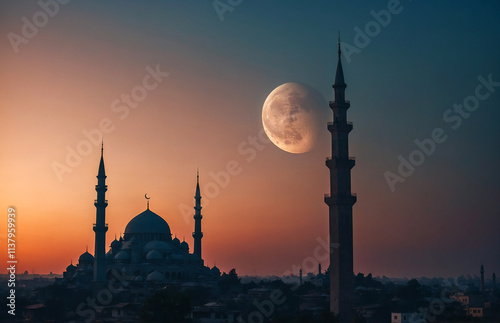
[93,143,108,282]
[480,264,485,292]
[324,35,356,322]
[192,170,203,259]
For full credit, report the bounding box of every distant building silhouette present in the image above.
[324,36,356,322]
[493,272,496,291]
[391,312,424,323]
[481,264,485,292]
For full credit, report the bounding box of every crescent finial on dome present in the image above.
[145,193,150,209]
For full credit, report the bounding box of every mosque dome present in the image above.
[180,241,189,252]
[146,250,162,260]
[172,236,180,245]
[79,251,94,263]
[66,263,76,271]
[144,240,174,253]
[111,239,121,248]
[147,271,165,281]
[124,209,171,242]
[115,251,130,260]
[171,254,184,261]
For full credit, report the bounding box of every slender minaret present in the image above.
[480,265,485,292]
[324,35,356,322]
[192,170,203,259]
[93,143,108,282]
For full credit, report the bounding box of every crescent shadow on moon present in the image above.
[262,82,324,154]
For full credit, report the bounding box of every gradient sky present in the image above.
[1,0,499,279]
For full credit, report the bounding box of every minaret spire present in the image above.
[98,141,106,178]
[338,31,341,58]
[334,34,346,95]
[93,142,108,282]
[325,34,356,322]
[196,168,200,193]
[193,170,203,260]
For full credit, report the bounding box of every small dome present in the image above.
[135,276,143,281]
[130,236,138,244]
[144,240,174,253]
[172,236,180,245]
[147,271,165,281]
[146,250,162,260]
[115,251,130,260]
[211,266,221,275]
[79,251,94,263]
[180,241,189,251]
[66,263,76,271]
[111,239,121,248]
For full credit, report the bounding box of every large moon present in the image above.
[262,82,325,154]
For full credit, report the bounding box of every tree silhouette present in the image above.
[219,268,240,292]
